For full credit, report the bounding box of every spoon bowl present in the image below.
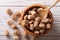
[20,4,53,36]
[40,0,60,20]
[38,9,49,20]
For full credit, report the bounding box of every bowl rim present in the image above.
[20,4,53,37]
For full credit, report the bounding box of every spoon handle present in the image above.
[48,0,60,9]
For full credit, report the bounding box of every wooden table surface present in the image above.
[0,0,60,40]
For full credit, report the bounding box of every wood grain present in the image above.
[0,0,60,40]
[0,0,60,7]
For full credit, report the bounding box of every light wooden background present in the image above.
[0,0,60,40]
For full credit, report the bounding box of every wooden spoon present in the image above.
[38,0,60,20]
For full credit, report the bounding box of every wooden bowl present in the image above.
[20,4,53,36]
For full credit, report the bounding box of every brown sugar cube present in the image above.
[37,8,43,12]
[34,21,39,28]
[13,29,20,36]
[32,8,37,11]
[24,15,28,20]
[34,23,38,28]
[34,31,39,34]
[34,24,40,30]
[7,20,14,26]
[40,29,45,34]
[34,25,39,31]
[29,10,36,15]
[34,21,39,27]
[39,23,45,28]
[11,24,18,29]
[34,24,39,30]
[30,14,37,19]
[34,21,39,30]
[15,12,21,17]
[6,9,13,15]
[29,10,37,18]
[29,20,34,24]
[46,23,51,29]
[28,11,31,15]
[34,21,39,25]
[22,20,29,26]
[7,21,18,29]
[42,18,51,23]
[30,24,34,30]
[28,15,35,20]
[3,30,9,36]
[14,36,20,40]
[28,11,31,14]
[17,18,21,25]
[11,14,17,21]
[35,17,41,22]
[32,13,37,18]
[11,12,21,21]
